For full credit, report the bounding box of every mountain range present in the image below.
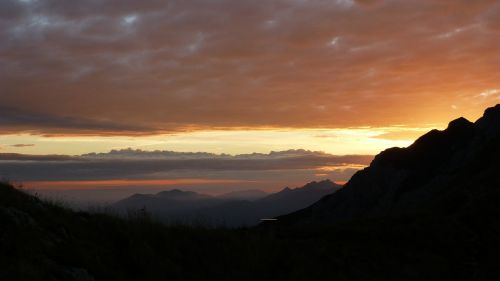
[113,180,340,227]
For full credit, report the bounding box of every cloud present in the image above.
[0,153,74,161]
[0,149,373,183]
[0,147,373,200]
[353,0,383,7]
[0,107,156,135]
[1,0,499,135]
[10,143,35,147]
[477,89,500,99]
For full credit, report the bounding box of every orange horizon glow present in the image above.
[0,126,433,156]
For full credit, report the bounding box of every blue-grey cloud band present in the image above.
[0,149,373,182]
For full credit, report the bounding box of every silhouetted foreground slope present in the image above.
[113,180,339,227]
[2,180,500,281]
[277,104,500,226]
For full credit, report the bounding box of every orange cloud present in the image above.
[0,0,499,135]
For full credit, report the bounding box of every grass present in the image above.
[1,181,499,281]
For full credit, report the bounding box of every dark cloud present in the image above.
[0,107,156,135]
[354,0,383,7]
[10,144,35,148]
[1,148,371,201]
[0,153,74,161]
[0,149,373,181]
[1,0,499,135]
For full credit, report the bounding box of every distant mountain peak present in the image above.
[302,179,336,189]
[129,193,152,199]
[156,189,208,199]
[275,180,338,195]
[157,189,191,195]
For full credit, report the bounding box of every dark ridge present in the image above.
[476,104,500,133]
[302,179,337,189]
[276,104,500,226]
[479,103,500,121]
[372,116,475,170]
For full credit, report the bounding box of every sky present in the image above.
[1,0,499,201]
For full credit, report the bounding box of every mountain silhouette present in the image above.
[253,179,339,217]
[113,180,340,226]
[277,104,500,225]
[3,105,500,280]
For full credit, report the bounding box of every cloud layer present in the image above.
[0,148,372,201]
[1,0,499,135]
[0,149,372,182]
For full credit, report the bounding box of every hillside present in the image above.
[277,104,500,225]
[3,179,500,280]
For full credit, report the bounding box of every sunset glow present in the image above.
[0,126,432,156]
[1,0,499,200]
[1,1,500,277]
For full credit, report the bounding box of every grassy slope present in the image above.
[2,182,500,281]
